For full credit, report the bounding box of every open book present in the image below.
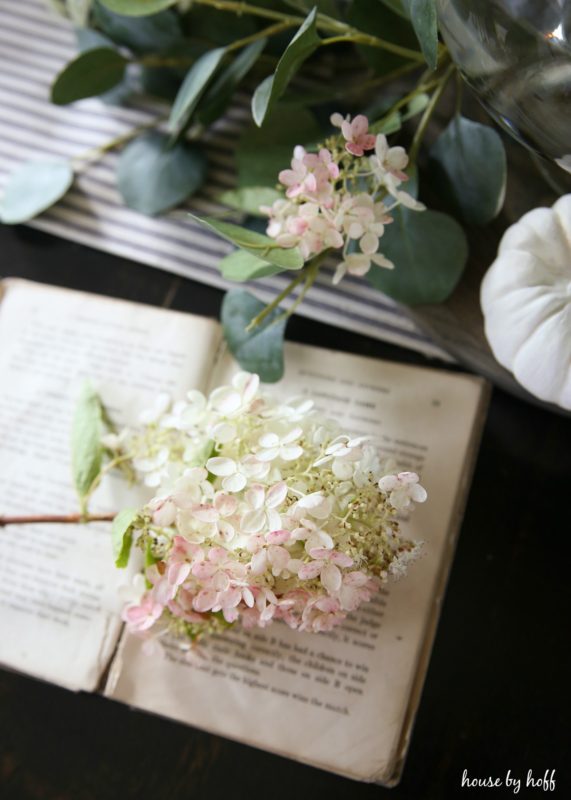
[0,279,489,785]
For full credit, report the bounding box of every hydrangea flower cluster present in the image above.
[263,113,425,285]
[108,373,426,645]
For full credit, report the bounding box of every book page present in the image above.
[0,280,221,691]
[107,342,487,782]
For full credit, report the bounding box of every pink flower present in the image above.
[300,595,346,632]
[331,112,376,156]
[297,547,354,593]
[338,571,379,611]
[378,471,427,509]
[122,593,163,632]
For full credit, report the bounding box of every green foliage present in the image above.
[117,131,207,215]
[51,47,127,105]
[378,0,410,17]
[92,2,184,53]
[197,39,267,126]
[219,250,284,282]
[0,160,74,224]
[98,0,177,15]
[71,382,103,504]
[221,290,286,382]
[168,47,226,141]
[111,508,139,568]
[218,186,281,216]
[189,214,304,270]
[408,0,438,70]
[252,8,321,126]
[236,107,321,187]
[367,208,468,304]
[429,115,507,225]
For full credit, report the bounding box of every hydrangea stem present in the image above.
[410,64,455,163]
[0,513,116,527]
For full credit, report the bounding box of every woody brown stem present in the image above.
[0,513,117,527]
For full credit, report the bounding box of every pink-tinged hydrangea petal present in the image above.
[193,589,218,613]
[352,114,368,137]
[214,493,238,516]
[266,481,288,508]
[222,472,247,493]
[316,596,340,613]
[344,571,369,587]
[167,561,191,586]
[305,530,334,553]
[308,547,333,559]
[223,607,240,623]
[266,508,282,532]
[152,499,176,527]
[207,456,236,477]
[191,504,219,523]
[217,520,235,542]
[298,562,322,580]
[330,551,354,568]
[399,471,419,484]
[245,534,265,553]
[411,484,428,503]
[152,578,175,605]
[346,142,365,157]
[250,549,268,575]
[209,386,242,415]
[243,587,255,608]
[192,561,216,580]
[212,571,230,592]
[268,545,290,573]
[321,563,342,593]
[266,529,290,544]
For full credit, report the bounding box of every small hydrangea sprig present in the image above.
[192,111,426,383]
[101,371,427,646]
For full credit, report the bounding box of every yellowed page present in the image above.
[0,280,221,691]
[107,342,486,781]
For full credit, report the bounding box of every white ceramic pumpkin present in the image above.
[481,194,571,410]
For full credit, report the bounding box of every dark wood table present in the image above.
[0,224,569,799]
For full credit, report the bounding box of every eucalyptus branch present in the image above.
[0,513,116,527]
[191,0,425,61]
[273,255,324,324]
[72,116,168,167]
[410,64,455,163]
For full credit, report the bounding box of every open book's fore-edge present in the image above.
[0,278,490,784]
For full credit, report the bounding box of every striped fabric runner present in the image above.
[0,0,450,360]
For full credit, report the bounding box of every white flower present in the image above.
[209,372,259,417]
[314,434,371,479]
[138,392,171,425]
[256,426,304,462]
[378,471,427,509]
[133,446,170,488]
[370,134,425,211]
[206,455,269,492]
[241,482,288,533]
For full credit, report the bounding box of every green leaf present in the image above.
[370,111,402,135]
[409,0,438,70]
[429,115,507,226]
[189,214,304,270]
[117,131,207,216]
[98,0,177,15]
[93,2,183,54]
[111,508,139,568]
[71,382,103,501]
[76,27,115,51]
[0,160,74,224]
[367,208,468,304]
[197,39,267,126]
[403,91,430,120]
[219,250,284,282]
[169,47,226,140]
[222,290,286,382]
[51,47,127,105]
[218,186,281,217]
[252,7,321,127]
[236,107,321,187]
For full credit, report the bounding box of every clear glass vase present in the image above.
[436,0,571,172]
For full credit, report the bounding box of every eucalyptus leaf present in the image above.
[0,160,74,224]
[252,7,320,127]
[117,131,207,215]
[93,2,183,53]
[189,214,304,270]
[408,0,438,69]
[236,107,321,187]
[218,186,281,216]
[98,0,177,15]
[111,507,139,568]
[367,208,468,304]
[197,39,267,126]
[169,47,226,140]
[71,382,103,502]
[429,115,507,225]
[403,92,430,120]
[219,250,284,282]
[221,290,287,382]
[51,47,127,105]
